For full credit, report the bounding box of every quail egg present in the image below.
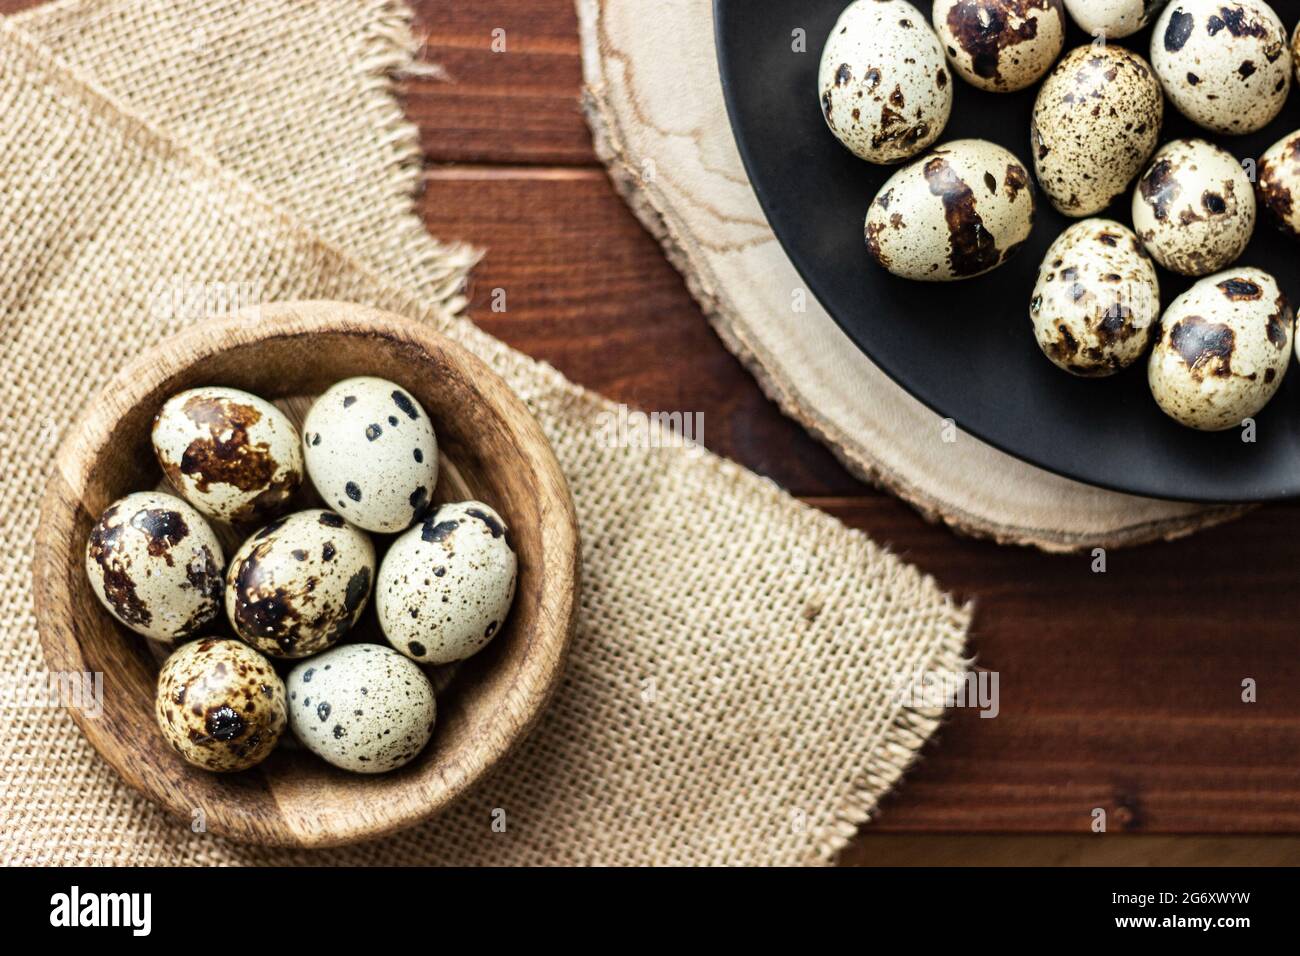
[376,501,517,665]
[1031,220,1161,376]
[932,0,1065,93]
[1151,0,1292,136]
[865,139,1035,281]
[1132,138,1255,276]
[286,644,436,774]
[85,491,224,642]
[1032,45,1164,217]
[1256,129,1300,239]
[1149,267,1293,430]
[819,0,953,164]
[1063,0,1167,38]
[225,509,375,658]
[152,386,303,525]
[302,377,438,533]
[155,637,286,772]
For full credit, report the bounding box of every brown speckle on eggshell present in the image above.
[1031,219,1161,376]
[1031,44,1164,217]
[1132,138,1255,276]
[933,0,1066,93]
[1151,0,1291,136]
[818,0,953,164]
[85,491,224,643]
[225,509,374,658]
[1256,129,1300,239]
[1149,267,1293,430]
[152,386,302,525]
[155,637,286,772]
[865,139,1035,281]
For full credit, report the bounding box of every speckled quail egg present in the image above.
[1148,267,1294,430]
[85,491,224,643]
[225,509,375,658]
[376,501,517,665]
[865,139,1035,281]
[1031,219,1161,375]
[1151,0,1292,136]
[1032,45,1164,217]
[1064,0,1168,38]
[1132,138,1255,276]
[302,377,438,533]
[152,386,302,526]
[1256,129,1300,239]
[286,644,436,774]
[932,0,1065,93]
[155,637,286,772]
[819,0,953,164]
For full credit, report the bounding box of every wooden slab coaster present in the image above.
[576,0,1247,552]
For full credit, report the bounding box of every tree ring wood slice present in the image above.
[575,0,1247,553]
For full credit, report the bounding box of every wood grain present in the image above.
[401,0,1300,838]
[417,168,864,497]
[843,835,1300,866]
[405,1,594,165]
[817,496,1300,833]
[34,302,580,847]
[381,155,1300,835]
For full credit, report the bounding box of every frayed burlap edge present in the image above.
[355,0,483,312]
[577,49,981,856]
[808,626,970,864]
[574,4,1251,555]
[13,0,482,314]
[0,5,975,863]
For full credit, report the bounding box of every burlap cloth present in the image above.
[0,0,969,865]
[577,0,1248,553]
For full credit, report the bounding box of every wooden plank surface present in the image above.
[406,4,594,166]
[7,0,1300,852]
[405,0,1300,840]
[417,168,863,496]
[843,835,1300,867]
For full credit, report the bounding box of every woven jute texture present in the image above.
[577,0,1247,553]
[0,0,969,865]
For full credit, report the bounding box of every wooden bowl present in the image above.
[33,301,580,848]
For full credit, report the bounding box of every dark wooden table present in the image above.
[404,0,1300,848]
[10,0,1300,863]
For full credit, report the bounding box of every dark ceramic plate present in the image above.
[715,0,1300,502]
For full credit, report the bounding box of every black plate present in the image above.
[715,0,1300,502]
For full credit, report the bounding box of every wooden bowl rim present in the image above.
[33,301,580,848]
